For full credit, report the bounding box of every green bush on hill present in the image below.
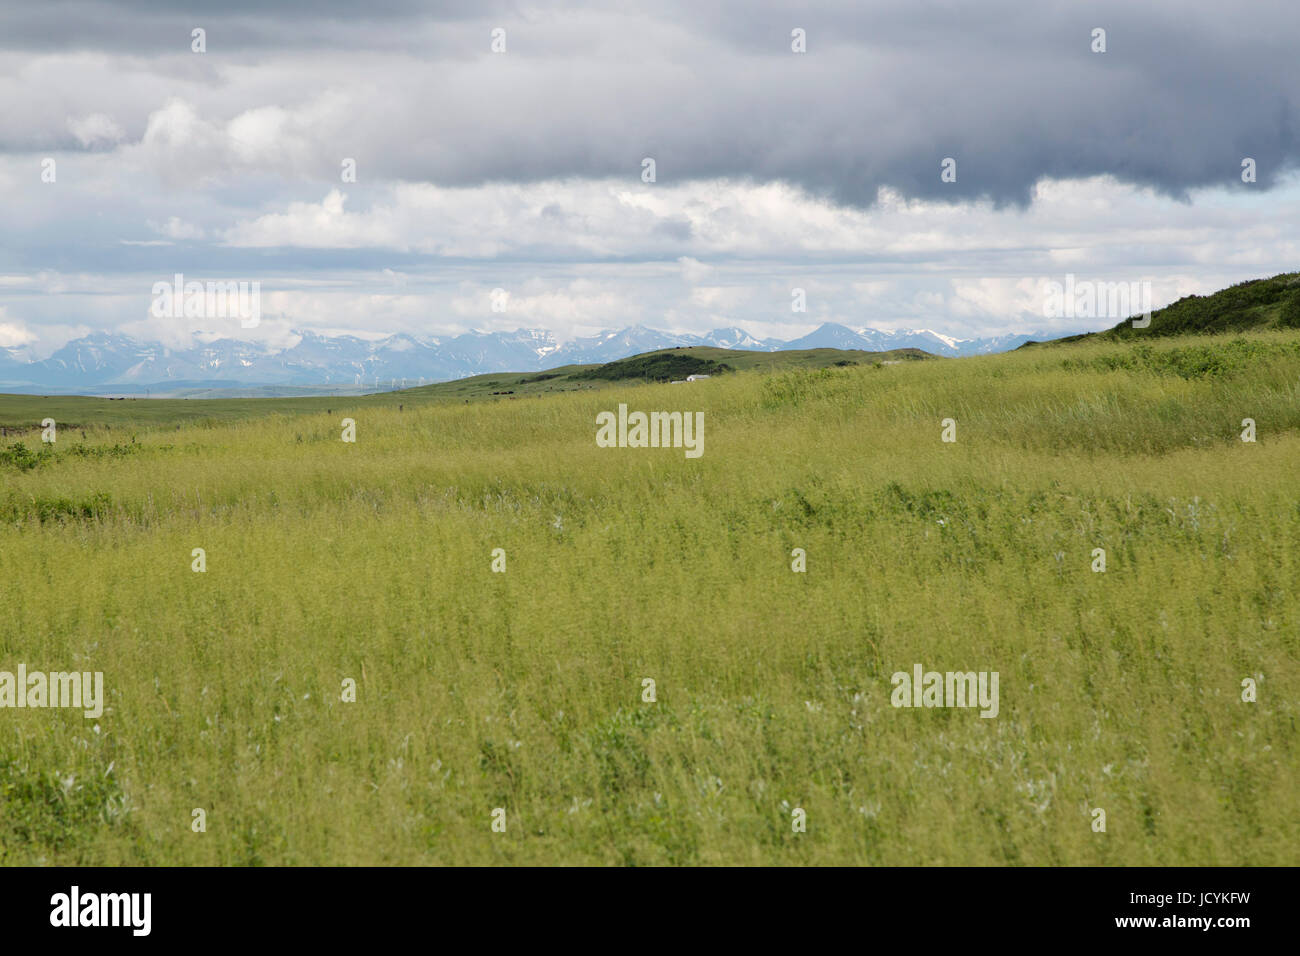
[1280,290,1300,329]
[1107,272,1300,338]
[570,352,733,383]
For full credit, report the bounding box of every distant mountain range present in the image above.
[0,324,1073,395]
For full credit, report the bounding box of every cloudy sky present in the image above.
[1,0,1298,355]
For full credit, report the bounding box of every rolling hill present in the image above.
[1025,272,1300,346]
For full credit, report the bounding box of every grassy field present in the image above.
[1,330,1297,865]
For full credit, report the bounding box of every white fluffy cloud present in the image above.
[0,307,37,348]
[67,112,125,149]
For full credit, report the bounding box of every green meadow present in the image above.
[1,331,1297,865]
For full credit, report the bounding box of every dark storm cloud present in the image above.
[0,0,492,52]
[1,0,1296,207]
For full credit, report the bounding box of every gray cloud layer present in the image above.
[2,0,1297,204]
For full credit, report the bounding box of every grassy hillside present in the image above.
[1,331,1296,864]
[1030,272,1300,346]
[0,346,927,432]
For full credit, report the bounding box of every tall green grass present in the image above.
[1,331,1296,864]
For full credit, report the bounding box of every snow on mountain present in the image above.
[696,327,782,350]
[910,329,965,350]
[0,323,1077,393]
